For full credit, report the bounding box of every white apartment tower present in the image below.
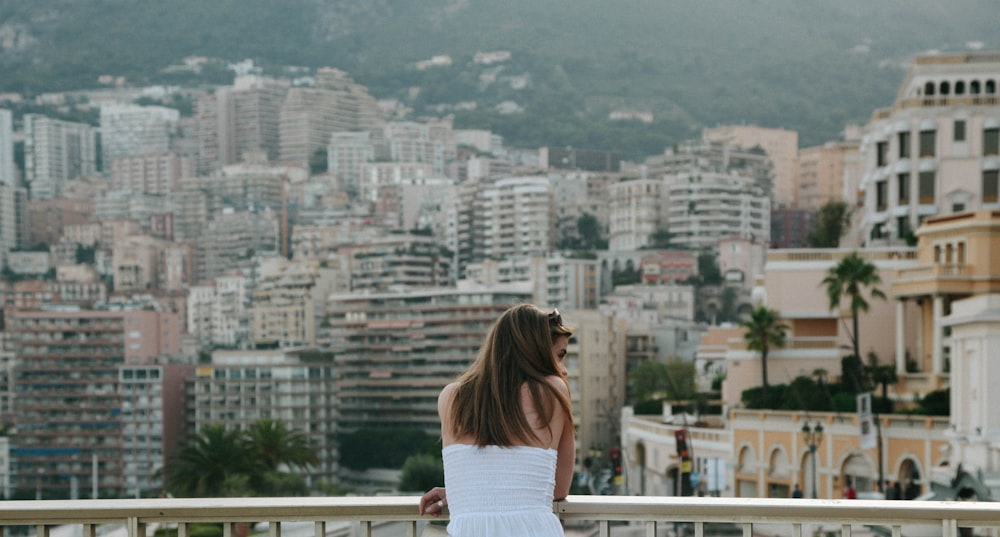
[455,177,557,278]
[665,172,770,250]
[607,179,669,251]
[327,131,375,199]
[99,104,180,168]
[0,110,15,187]
[858,51,1000,244]
[23,114,98,200]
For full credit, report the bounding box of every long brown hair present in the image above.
[449,304,574,446]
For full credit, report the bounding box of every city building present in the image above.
[188,348,338,487]
[324,284,533,434]
[857,51,1000,246]
[454,177,557,279]
[25,198,94,250]
[0,110,14,188]
[279,68,382,167]
[109,152,193,194]
[195,75,288,174]
[23,114,98,200]
[99,103,180,167]
[8,307,183,497]
[665,172,770,250]
[249,259,340,348]
[795,139,858,211]
[327,131,375,199]
[703,125,799,208]
[607,179,668,251]
[464,253,600,310]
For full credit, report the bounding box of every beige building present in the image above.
[112,235,162,291]
[892,211,1000,395]
[704,125,799,208]
[796,140,859,211]
[250,258,340,348]
[858,51,1000,246]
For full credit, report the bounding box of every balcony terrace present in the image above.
[2,496,999,537]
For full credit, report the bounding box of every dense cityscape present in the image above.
[0,40,999,513]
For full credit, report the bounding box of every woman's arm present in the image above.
[548,376,575,500]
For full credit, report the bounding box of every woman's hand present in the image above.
[418,486,448,517]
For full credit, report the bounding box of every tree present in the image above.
[821,252,886,366]
[398,454,444,493]
[245,419,319,472]
[165,424,255,497]
[808,200,850,248]
[741,306,788,399]
[164,420,319,498]
[628,359,696,404]
[576,213,603,250]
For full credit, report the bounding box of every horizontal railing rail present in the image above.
[1,496,999,537]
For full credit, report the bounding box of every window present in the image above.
[954,120,966,142]
[897,173,910,204]
[919,130,936,157]
[898,132,910,158]
[985,128,1000,156]
[984,170,1000,203]
[876,141,888,167]
[919,171,936,204]
[875,180,888,211]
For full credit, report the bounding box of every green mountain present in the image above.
[1,0,996,157]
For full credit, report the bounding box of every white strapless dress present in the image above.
[442,443,564,537]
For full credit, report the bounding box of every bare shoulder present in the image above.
[544,375,569,395]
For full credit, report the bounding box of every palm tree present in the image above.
[165,420,318,498]
[165,424,255,497]
[741,306,788,399]
[821,252,886,366]
[246,419,319,472]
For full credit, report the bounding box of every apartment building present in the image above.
[195,208,279,283]
[858,51,1000,245]
[187,349,338,487]
[464,253,599,310]
[23,114,98,200]
[279,69,383,167]
[109,152,193,194]
[665,171,770,250]
[453,176,557,278]
[703,125,798,208]
[327,131,375,199]
[324,285,532,434]
[195,75,288,174]
[347,233,451,292]
[25,198,94,249]
[796,140,859,211]
[99,103,179,167]
[250,259,340,348]
[7,307,182,498]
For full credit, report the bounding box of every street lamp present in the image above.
[802,421,824,499]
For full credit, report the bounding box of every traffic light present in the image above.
[674,429,689,460]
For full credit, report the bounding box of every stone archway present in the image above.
[841,454,874,495]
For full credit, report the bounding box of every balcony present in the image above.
[2,496,999,537]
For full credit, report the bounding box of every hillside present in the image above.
[1,0,997,156]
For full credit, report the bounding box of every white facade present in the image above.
[327,131,374,198]
[24,114,98,200]
[857,52,1000,244]
[100,103,179,167]
[665,172,770,250]
[0,109,14,187]
[608,179,668,251]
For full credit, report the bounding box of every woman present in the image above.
[418,304,575,537]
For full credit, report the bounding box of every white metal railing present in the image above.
[2,496,1000,537]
